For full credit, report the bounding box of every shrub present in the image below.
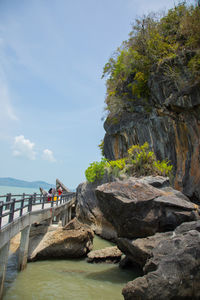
[188,51,200,81]
[106,158,126,178]
[85,159,107,183]
[98,140,105,157]
[85,142,173,182]
[125,142,173,177]
[154,160,173,176]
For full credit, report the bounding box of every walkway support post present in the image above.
[68,207,72,222]
[0,241,10,300]
[56,214,60,222]
[18,225,31,271]
[62,210,68,227]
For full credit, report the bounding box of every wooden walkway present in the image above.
[0,192,75,229]
[0,191,76,300]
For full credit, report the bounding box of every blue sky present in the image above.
[0,0,193,189]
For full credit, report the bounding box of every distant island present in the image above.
[0,177,55,190]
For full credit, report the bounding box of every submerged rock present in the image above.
[87,246,122,263]
[28,218,94,261]
[96,178,199,239]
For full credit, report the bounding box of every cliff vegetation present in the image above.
[85,142,172,183]
[102,1,200,121]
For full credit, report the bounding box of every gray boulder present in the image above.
[117,231,173,268]
[122,223,200,300]
[76,181,117,239]
[28,218,94,261]
[96,178,199,239]
[117,220,200,271]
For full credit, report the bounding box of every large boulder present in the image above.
[117,220,200,270]
[76,181,117,240]
[96,178,199,239]
[122,221,200,300]
[117,231,173,269]
[28,218,94,261]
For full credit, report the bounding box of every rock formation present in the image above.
[76,175,200,299]
[122,221,200,300]
[103,52,200,202]
[56,178,70,193]
[117,231,173,269]
[87,246,122,263]
[28,218,94,261]
[96,177,199,239]
[76,181,117,240]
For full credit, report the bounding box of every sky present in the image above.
[0,0,194,189]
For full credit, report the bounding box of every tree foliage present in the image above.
[102,2,200,119]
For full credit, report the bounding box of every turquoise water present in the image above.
[0,185,41,212]
[4,236,138,300]
[0,186,39,198]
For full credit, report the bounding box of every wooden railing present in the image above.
[0,192,76,230]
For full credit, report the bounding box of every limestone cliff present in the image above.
[103,51,200,202]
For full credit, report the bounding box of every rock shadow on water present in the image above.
[5,251,19,289]
[86,266,140,284]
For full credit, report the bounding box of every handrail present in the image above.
[0,192,76,230]
[0,193,42,199]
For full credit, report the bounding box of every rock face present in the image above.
[117,220,200,271]
[28,218,94,261]
[96,178,199,239]
[117,231,173,269]
[122,221,200,300]
[103,52,200,202]
[76,181,117,240]
[87,246,122,263]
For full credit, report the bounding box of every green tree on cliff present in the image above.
[102,2,200,119]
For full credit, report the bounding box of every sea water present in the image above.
[1,186,139,300]
[0,186,40,198]
[4,236,139,300]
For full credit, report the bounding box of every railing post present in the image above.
[40,193,42,204]
[5,193,11,210]
[8,198,15,223]
[20,193,25,217]
[28,196,33,212]
[42,194,45,209]
[0,201,3,230]
[33,193,37,204]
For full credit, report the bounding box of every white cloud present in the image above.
[13,135,36,160]
[42,149,56,162]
